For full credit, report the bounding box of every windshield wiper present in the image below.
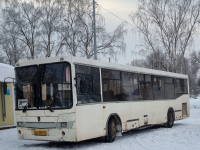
[47,106,54,112]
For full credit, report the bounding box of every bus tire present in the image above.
[165,110,174,128]
[106,118,116,142]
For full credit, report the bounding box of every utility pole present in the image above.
[93,0,97,60]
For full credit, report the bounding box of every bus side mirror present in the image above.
[3,82,7,95]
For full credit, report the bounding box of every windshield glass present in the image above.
[15,65,38,109]
[15,62,72,110]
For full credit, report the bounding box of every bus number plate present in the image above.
[34,131,47,136]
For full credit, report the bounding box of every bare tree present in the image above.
[61,0,126,59]
[0,51,7,64]
[2,0,42,59]
[0,1,27,65]
[189,51,200,94]
[131,0,200,72]
[1,0,126,61]
[130,58,147,68]
[58,0,82,57]
[38,0,65,57]
[0,23,25,66]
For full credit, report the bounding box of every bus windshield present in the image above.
[15,62,72,110]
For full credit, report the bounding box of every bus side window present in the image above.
[164,77,175,99]
[153,76,164,100]
[175,78,188,98]
[102,69,122,102]
[139,74,153,100]
[121,72,139,101]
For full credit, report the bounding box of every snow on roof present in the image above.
[0,63,15,83]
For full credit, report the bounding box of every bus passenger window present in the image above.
[102,69,122,102]
[164,77,175,99]
[139,74,153,100]
[102,80,121,101]
[122,72,139,101]
[175,79,188,98]
[153,76,164,100]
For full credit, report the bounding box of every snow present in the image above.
[0,63,15,82]
[0,98,200,150]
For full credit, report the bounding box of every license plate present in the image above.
[34,131,47,136]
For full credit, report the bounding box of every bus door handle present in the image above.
[103,106,106,109]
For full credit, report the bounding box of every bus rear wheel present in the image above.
[106,118,116,142]
[165,111,174,128]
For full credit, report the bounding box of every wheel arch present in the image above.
[106,113,122,135]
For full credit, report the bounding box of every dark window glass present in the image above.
[102,80,121,101]
[175,78,188,98]
[39,63,72,108]
[15,66,38,109]
[40,63,67,83]
[75,65,101,104]
[164,77,175,99]
[145,75,151,82]
[153,76,164,100]
[165,77,174,84]
[139,74,145,82]
[75,65,91,74]
[102,69,122,102]
[15,62,72,110]
[184,79,188,94]
[122,72,139,101]
[102,69,120,79]
[139,74,153,100]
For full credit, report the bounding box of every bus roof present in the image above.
[16,56,188,79]
[0,63,15,82]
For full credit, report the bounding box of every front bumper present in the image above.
[17,127,76,142]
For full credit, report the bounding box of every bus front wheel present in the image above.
[165,111,174,128]
[106,118,116,142]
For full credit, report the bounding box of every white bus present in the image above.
[15,56,189,142]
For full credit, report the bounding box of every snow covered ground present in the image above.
[0,98,200,150]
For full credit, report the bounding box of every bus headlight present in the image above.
[61,122,67,128]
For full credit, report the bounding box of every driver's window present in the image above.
[75,65,101,104]
[77,75,92,94]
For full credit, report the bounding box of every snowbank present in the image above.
[0,97,200,150]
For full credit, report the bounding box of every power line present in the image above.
[96,3,136,28]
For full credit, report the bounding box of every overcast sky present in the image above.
[95,0,200,65]
[96,0,140,64]
[97,0,138,25]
